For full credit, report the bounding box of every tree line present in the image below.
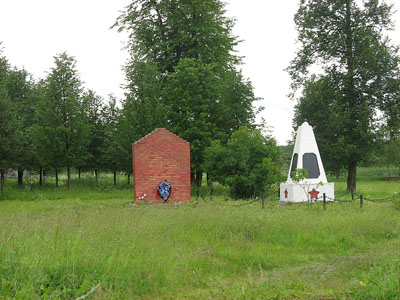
[0,50,122,190]
[1,0,399,196]
[0,0,282,198]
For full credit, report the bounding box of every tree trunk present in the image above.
[78,167,81,179]
[39,167,43,186]
[55,169,59,187]
[0,170,4,193]
[127,173,131,185]
[191,171,195,185]
[346,162,357,191]
[113,166,117,186]
[206,172,213,187]
[344,0,358,193]
[195,170,202,187]
[67,166,71,188]
[17,169,23,186]
[95,169,98,182]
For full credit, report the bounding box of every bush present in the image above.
[203,127,281,198]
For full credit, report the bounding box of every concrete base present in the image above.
[280,182,334,203]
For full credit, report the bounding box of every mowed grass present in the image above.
[0,169,399,299]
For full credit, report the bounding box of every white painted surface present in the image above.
[280,182,334,203]
[287,122,328,184]
[280,122,335,202]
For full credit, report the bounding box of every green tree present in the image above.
[164,58,222,185]
[293,76,349,177]
[380,134,400,176]
[116,59,167,182]
[0,50,12,192]
[204,127,281,199]
[117,60,167,181]
[35,52,88,187]
[114,0,237,74]
[288,0,400,191]
[379,117,400,176]
[115,0,260,185]
[29,80,53,185]
[0,96,12,193]
[218,68,260,137]
[82,90,107,180]
[379,76,400,176]
[6,68,37,185]
[102,95,122,185]
[122,59,166,139]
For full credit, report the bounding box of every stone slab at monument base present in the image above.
[280,182,334,203]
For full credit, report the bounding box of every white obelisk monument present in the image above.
[280,122,334,202]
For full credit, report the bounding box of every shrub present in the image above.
[203,127,281,198]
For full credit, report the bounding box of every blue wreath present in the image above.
[158,180,171,201]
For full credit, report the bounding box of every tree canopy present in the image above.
[34,53,89,187]
[204,127,281,199]
[288,0,400,191]
[114,0,260,185]
[0,51,12,192]
[114,0,237,73]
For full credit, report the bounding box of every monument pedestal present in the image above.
[132,128,191,204]
[280,182,334,203]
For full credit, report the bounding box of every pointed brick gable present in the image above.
[132,128,191,203]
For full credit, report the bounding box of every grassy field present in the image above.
[0,169,399,299]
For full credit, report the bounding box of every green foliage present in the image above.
[0,50,39,189]
[114,0,237,73]
[288,0,400,190]
[0,52,13,175]
[34,53,89,186]
[117,60,167,176]
[81,90,107,174]
[165,58,222,172]
[204,127,281,198]
[5,68,38,175]
[378,112,400,177]
[294,76,347,177]
[122,59,166,137]
[115,0,260,182]
[102,95,123,177]
[218,67,260,138]
[291,168,308,183]
[280,141,294,169]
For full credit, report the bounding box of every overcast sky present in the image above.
[1,0,400,144]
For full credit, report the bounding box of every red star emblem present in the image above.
[308,189,320,200]
[284,189,288,198]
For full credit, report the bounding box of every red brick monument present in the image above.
[132,128,191,204]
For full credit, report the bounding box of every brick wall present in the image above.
[132,128,191,204]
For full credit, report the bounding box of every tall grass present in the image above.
[0,176,132,203]
[0,171,399,299]
[1,198,399,299]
